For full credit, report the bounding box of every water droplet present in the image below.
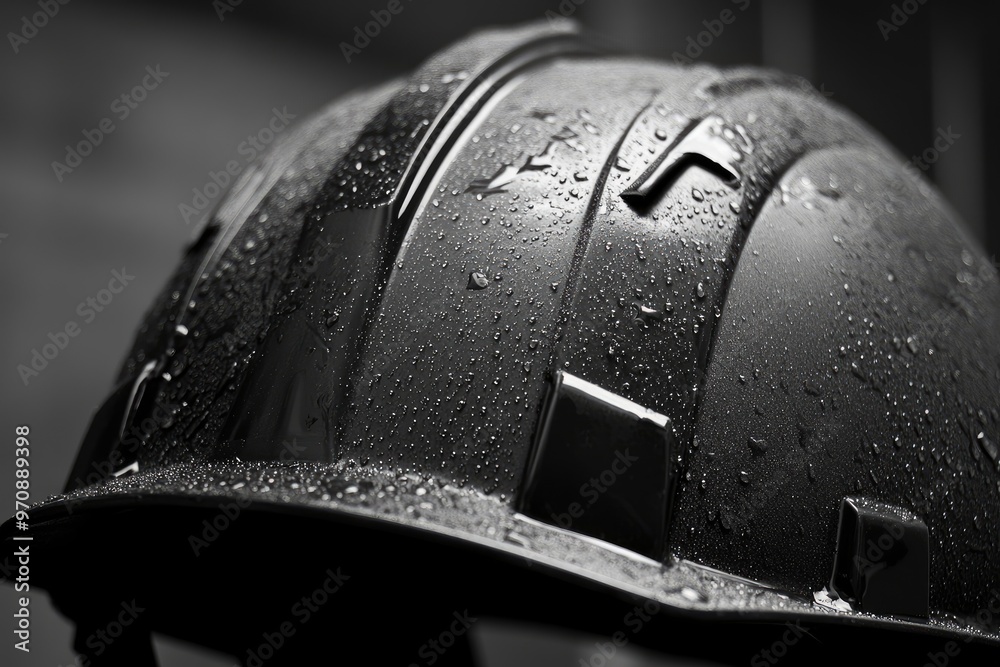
[696,283,706,299]
[441,70,469,84]
[635,304,664,326]
[803,380,823,396]
[467,271,489,290]
[978,433,998,462]
[112,461,139,478]
[505,530,532,548]
[551,125,583,152]
[466,164,520,196]
[679,587,707,603]
[748,436,769,455]
[523,141,557,171]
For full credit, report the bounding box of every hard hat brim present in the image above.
[5,458,997,648]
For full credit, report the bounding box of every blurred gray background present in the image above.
[0,0,996,664]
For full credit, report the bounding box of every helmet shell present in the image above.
[8,20,1000,653]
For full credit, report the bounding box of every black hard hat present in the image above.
[5,20,1000,666]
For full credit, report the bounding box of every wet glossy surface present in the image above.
[520,371,672,557]
[23,20,1000,645]
[831,497,929,618]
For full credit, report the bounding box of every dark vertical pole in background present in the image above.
[761,0,814,82]
[584,0,763,69]
[931,4,985,242]
[582,0,994,257]
[807,0,993,257]
[813,0,935,177]
[983,4,1000,262]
